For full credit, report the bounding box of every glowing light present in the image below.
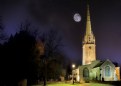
[72,64,75,68]
[73,13,81,22]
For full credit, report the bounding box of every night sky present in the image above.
[1,0,121,66]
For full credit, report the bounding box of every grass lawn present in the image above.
[32,82,113,86]
[48,83,113,86]
[48,83,80,86]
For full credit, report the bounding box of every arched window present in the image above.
[83,67,89,77]
[105,66,111,77]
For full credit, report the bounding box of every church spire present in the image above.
[82,2,96,65]
[83,3,95,44]
[86,4,92,35]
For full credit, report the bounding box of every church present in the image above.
[73,4,120,83]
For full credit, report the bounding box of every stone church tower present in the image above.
[82,5,96,65]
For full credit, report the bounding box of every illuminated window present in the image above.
[83,67,89,77]
[105,66,111,77]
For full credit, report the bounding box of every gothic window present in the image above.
[105,66,111,77]
[83,67,89,77]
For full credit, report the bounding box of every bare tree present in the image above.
[39,29,63,86]
[42,29,62,58]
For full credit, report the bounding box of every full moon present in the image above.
[73,13,81,22]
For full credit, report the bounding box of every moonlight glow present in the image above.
[73,13,81,22]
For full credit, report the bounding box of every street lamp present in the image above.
[72,64,75,84]
[72,64,75,69]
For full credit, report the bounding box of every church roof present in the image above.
[93,61,105,68]
[79,60,118,69]
[93,59,119,68]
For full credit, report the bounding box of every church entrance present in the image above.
[83,67,89,82]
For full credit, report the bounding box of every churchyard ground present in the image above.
[32,82,114,86]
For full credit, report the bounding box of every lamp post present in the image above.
[72,64,75,84]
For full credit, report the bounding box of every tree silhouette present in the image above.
[0,21,65,86]
[0,26,37,86]
[38,29,64,86]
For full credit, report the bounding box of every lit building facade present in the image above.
[73,4,120,83]
[82,5,96,65]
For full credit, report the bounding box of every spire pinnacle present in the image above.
[86,4,92,35]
